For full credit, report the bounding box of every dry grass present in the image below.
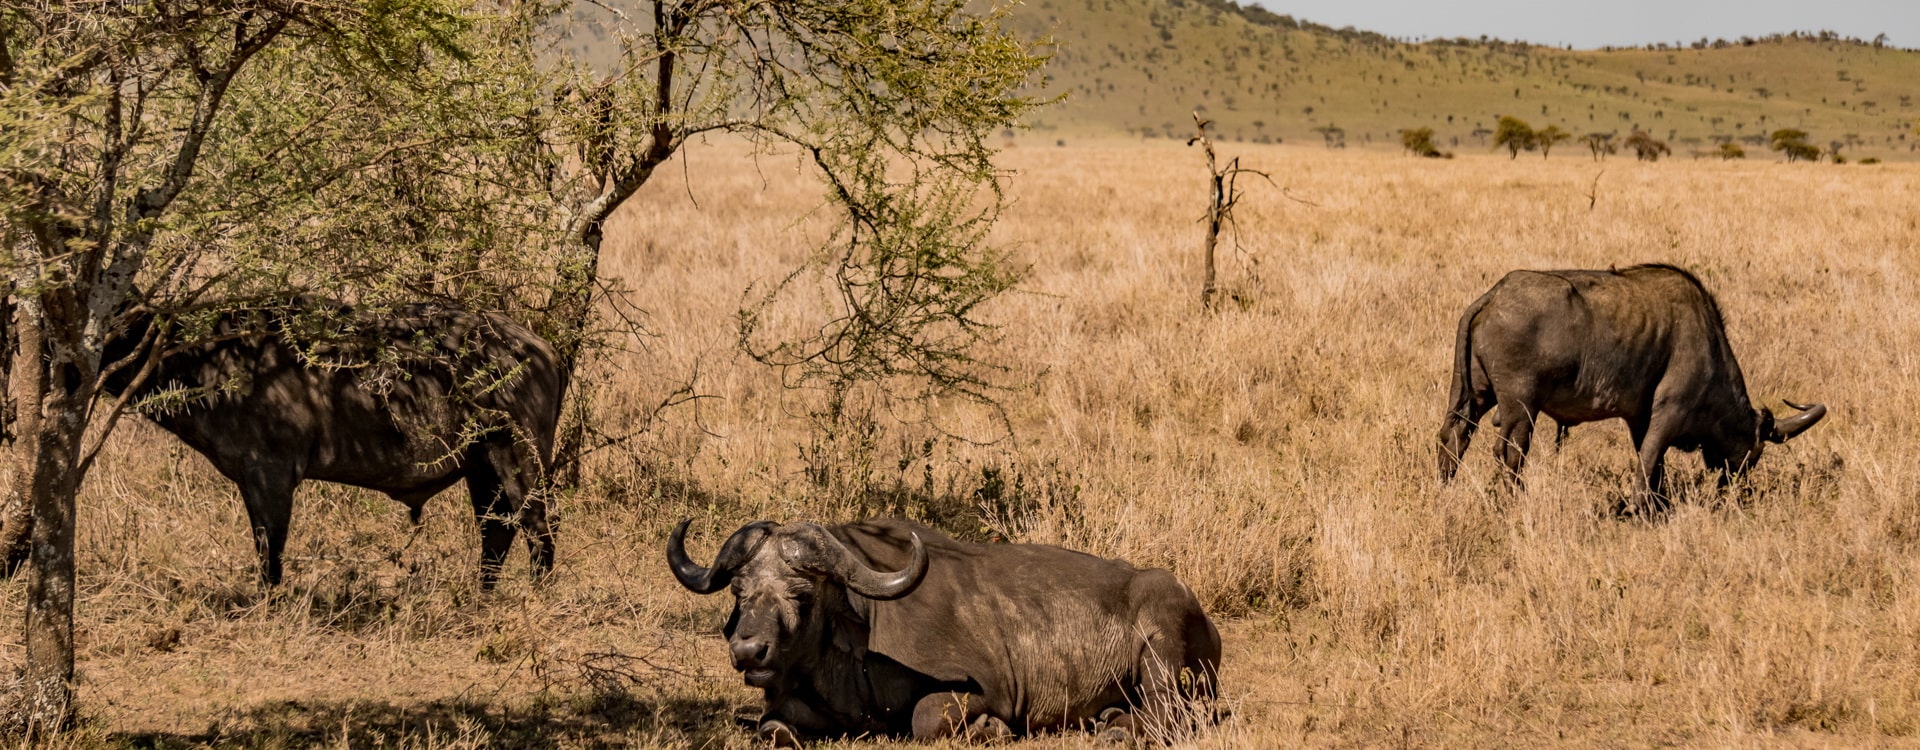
[5,140,1919,748]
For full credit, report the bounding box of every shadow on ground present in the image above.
[112,690,745,749]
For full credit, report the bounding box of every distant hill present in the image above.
[1009,0,1920,159]
[552,0,1920,160]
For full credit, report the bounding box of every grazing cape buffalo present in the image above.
[1437,264,1826,513]
[667,518,1221,746]
[104,302,564,587]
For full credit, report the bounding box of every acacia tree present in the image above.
[1536,125,1571,157]
[1583,132,1618,161]
[509,0,1047,485]
[1494,115,1536,158]
[1770,128,1821,162]
[0,1,529,731]
[1624,129,1672,161]
[1399,126,1442,157]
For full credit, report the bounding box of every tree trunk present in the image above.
[19,399,83,735]
[550,385,590,490]
[1202,170,1222,311]
[542,234,603,490]
[1,302,44,576]
[10,301,86,734]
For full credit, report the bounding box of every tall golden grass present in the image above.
[5,140,1919,748]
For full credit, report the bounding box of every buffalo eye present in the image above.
[786,582,817,616]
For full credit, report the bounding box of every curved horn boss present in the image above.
[824,529,928,600]
[779,524,929,600]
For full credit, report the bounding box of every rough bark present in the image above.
[1191,113,1223,312]
[9,297,85,734]
[0,300,44,575]
[1202,168,1223,312]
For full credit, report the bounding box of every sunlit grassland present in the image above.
[6,140,1919,748]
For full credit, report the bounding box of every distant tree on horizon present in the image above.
[1624,129,1672,161]
[1313,124,1347,149]
[1770,128,1821,162]
[1400,126,1444,157]
[1536,125,1572,158]
[1583,132,1618,161]
[1494,116,1537,158]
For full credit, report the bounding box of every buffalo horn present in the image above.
[821,530,928,601]
[667,519,775,594]
[1772,400,1828,441]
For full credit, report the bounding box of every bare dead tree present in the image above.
[1187,112,1270,312]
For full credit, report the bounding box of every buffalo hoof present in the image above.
[758,718,801,748]
[965,713,1013,742]
[1612,494,1672,520]
[1095,707,1137,745]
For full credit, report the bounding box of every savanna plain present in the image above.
[5,140,1919,748]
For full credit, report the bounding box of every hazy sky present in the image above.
[1251,0,1919,50]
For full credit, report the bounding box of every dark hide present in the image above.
[668,518,1221,746]
[1436,264,1826,513]
[104,303,564,587]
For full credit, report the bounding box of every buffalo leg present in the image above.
[1120,569,1222,740]
[1492,400,1538,487]
[464,453,517,589]
[236,465,299,587]
[1436,376,1495,483]
[911,692,1009,741]
[1627,418,1673,516]
[475,439,554,582]
[759,698,836,746]
[499,441,554,580]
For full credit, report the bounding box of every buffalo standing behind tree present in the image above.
[95,303,564,589]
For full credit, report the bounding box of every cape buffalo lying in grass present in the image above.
[104,303,563,587]
[668,518,1221,745]
[1438,264,1826,513]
